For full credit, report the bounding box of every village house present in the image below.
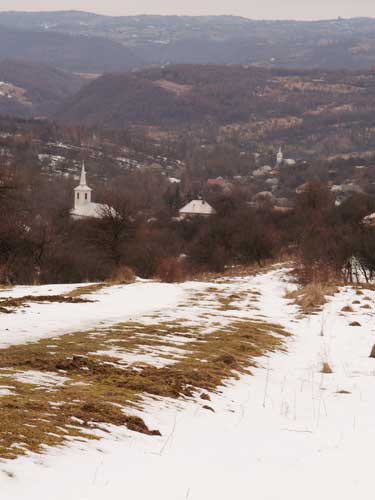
[207,176,226,188]
[179,199,216,219]
[70,164,113,220]
[363,212,375,227]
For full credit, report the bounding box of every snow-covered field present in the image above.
[1,268,375,499]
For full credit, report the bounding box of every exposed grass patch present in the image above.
[0,314,290,460]
[285,283,338,315]
[0,294,93,314]
[0,282,113,314]
[66,283,108,298]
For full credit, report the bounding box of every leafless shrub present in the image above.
[156,257,186,283]
[108,265,136,285]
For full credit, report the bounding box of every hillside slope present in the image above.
[57,65,274,128]
[0,26,141,74]
[0,59,87,117]
[57,64,375,156]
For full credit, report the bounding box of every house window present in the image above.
[77,193,79,200]
[85,193,88,200]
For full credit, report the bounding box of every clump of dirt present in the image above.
[321,362,333,374]
[215,354,237,366]
[124,416,161,436]
[349,321,361,327]
[341,305,354,312]
[200,393,211,401]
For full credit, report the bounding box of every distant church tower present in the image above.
[276,147,283,167]
[74,163,92,210]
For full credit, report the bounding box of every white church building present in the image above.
[70,164,111,220]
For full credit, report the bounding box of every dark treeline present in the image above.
[0,160,374,285]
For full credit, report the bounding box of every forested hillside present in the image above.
[57,64,375,158]
[0,59,86,117]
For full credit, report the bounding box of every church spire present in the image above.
[276,146,283,166]
[79,162,88,187]
[74,162,92,210]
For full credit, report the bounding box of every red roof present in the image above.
[207,177,226,187]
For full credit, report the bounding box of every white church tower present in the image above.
[276,147,283,167]
[74,163,92,209]
[71,163,115,220]
[70,163,96,219]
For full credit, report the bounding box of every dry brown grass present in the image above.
[285,283,338,315]
[0,315,290,460]
[154,80,193,96]
[349,321,361,327]
[194,260,284,282]
[66,283,108,298]
[321,362,333,374]
[107,265,136,285]
[0,294,93,314]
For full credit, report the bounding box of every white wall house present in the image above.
[179,199,216,219]
[363,212,375,227]
[70,164,111,220]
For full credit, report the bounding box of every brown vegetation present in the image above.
[285,283,338,315]
[0,314,290,459]
[321,362,333,374]
[0,294,93,314]
[108,265,136,285]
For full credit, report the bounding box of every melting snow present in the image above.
[1,268,375,499]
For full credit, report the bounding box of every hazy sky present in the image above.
[2,0,375,20]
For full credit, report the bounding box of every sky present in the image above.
[1,0,375,20]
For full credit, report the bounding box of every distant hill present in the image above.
[57,65,270,128]
[57,64,375,157]
[2,12,375,70]
[0,59,87,117]
[0,25,141,74]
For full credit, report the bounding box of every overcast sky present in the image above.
[2,0,375,20]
